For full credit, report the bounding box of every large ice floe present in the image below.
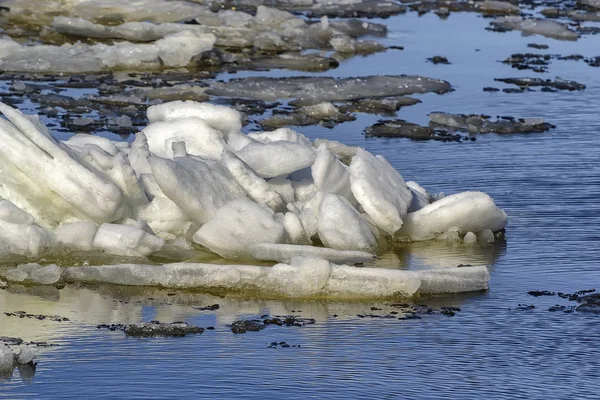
[0,100,507,299]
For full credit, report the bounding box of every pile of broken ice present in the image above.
[0,101,506,299]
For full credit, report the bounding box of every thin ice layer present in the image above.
[249,243,376,264]
[398,191,508,241]
[62,259,489,299]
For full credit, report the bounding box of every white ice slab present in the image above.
[249,243,376,264]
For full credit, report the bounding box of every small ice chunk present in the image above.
[464,231,477,244]
[249,243,376,264]
[155,31,216,67]
[0,345,14,373]
[29,264,62,285]
[317,194,377,252]
[398,191,507,241]
[349,148,413,236]
[478,229,495,244]
[236,142,316,178]
[15,345,36,365]
[192,199,284,260]
[141,117,226,160]
[93,223,165,257]
[147,100,242,134]
[0,220,54,258]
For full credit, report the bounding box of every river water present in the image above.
[1,11,600,399]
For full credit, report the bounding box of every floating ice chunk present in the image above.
[249,243,376,264]
[406,181,430,213]
[0,345,14,373]
[318,194,377,252]
[54,221,98,251]
[312,144,355,203]
[149,155,247,225]
[255,5,298,26]
[247,128,311,145]
[207,75,452,103]
[0,103,125,226]
[192,199,284,260]
[155,31,216,67]
[398,191,507,241]
[141,118,226,160]
[147,100,242,134]
[2,263,61,285]
[349,148,413,236]
[14,345,36,365]
[416,266,490,294]
[491,17,578,40]
[93,223,165,257]
[478,229,495,244]
[221,151,286,212]
[29,264,62,285]
[71,0,211,24]
[464,231,477,244]
[236,142,316,178]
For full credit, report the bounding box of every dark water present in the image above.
[2,11,600,399]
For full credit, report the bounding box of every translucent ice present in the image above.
[93,223,165,257]
[0,345,14,373]
[249,243,376,264]
[192,199,284,260]
[349,148,413,236]
[62,259,490,299]
[317,194,377,252]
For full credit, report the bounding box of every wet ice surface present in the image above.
[2,9,600,400]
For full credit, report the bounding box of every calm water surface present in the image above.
[1,11,600,399]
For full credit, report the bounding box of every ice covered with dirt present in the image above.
[490,17,579,41]
[0,100,506,297]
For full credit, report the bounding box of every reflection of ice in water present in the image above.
[369,241,505,270]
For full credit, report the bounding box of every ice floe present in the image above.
[0,100,507,297]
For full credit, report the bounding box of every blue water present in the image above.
[2,10,600,399]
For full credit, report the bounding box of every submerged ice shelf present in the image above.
[0,100,507,298]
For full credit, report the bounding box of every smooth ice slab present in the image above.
[249,243,376,264]
[147,101,242,134]
[235,142,316,178]
[398,191,508,241]
[62,259,490,299]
